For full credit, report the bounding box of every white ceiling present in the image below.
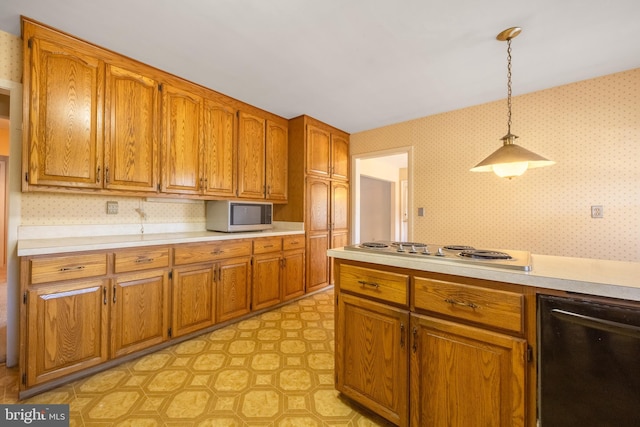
[1,0,639,134]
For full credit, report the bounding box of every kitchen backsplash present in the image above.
[350,68,640,262]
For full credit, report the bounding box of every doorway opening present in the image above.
[0,90,10,363]
[352,148,411,244]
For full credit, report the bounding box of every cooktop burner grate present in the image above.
[360,242,390,249]
[459,249,512,260]
[443,245,475,251]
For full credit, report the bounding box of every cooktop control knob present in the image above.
[422,246,431,255]
[436,247,445,257]
[397,244,405,252]
[410,245,417,253]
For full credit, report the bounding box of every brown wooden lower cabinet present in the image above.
[409,315,527,427]
[335,259,530,427]
[20,234,304,398]
[25,279,109,387]
[217,256,252,322]
[111,269,170,357]
[336,293,410,427]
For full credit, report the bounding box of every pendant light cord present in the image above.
[506,38,513,135]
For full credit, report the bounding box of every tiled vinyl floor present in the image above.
[0,288,394,426]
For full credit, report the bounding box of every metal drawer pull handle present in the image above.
[357,280,380,289]
[444,298,479,309]
[135,257,154,263]
[264,244,274,248]
[59,266,86,272]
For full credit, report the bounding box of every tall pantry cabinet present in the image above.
[274,115,349,292]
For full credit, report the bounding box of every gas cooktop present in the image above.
[343,241,532,271]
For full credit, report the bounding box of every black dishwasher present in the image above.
[538,294,640,426]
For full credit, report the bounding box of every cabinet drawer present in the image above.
[174,240,252,265]
[413,277,524,333]
[30,253,108,284]
[339,264,408,306]
[283,235,305,251]
[253,237,282,254]
[114,247,169,273]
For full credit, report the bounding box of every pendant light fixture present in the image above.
[470,27,555,178]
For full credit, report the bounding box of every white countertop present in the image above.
[328,247,640,302]
[18,228,305,257]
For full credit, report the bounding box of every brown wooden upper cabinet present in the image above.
[306,124,349,181]
[105,64,159,192]
[24,22,161,193]
[21,18,287,202]
[24,34,105,189]
[161,81,203,195]
[238,111,288,201]
[202,99,237,197]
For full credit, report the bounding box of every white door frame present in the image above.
[351,146,413,244]
[0,79,23,367]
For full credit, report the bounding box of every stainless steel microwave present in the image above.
[206,200,273,232]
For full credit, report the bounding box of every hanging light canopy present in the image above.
[470,27,555,178]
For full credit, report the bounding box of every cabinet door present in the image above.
[331,134,349,180]
[26,37,104,189]
[282,249,305,301]
[252,252,281,311]
[307,178,330,233]
[203,98,237,197]
[217,257,252,322]
[410,314,527,427]
[336,293,410,427]
[265,120,288,201]
[237,111,266,199]
[111,270,169,358]
[26,280,109,386]
[104,64,159,192]
[172,264,216,337]
[331,181,349,236]
[161,83,203,194]
[306,124,331,178]
[306,233,330,293]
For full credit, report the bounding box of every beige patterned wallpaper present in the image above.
[351,68,640,262]
[0,30,21,82]
[20,193,205,225]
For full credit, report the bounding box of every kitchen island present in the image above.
[328,247,640,427]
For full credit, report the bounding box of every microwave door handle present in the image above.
[550,308,640,339]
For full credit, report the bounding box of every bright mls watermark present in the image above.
[1,404,69,426]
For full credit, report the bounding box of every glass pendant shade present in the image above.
[470,133,555,178]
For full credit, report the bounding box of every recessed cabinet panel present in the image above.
[162,83,203,194]
[337,293,409,426]
[410,315,526,427]
[26,280,109,386]
[266,120,288,201]
[172,264,216,337]
[217,257,251,322]
[331,134,349,181]
[203,99,237,197]
[237,111,266,199]
[104,64,159,192]
[26,37,103,188]
[111,270,169,357]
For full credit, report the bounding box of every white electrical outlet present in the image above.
[106,201,119,215]
[591,205,603,218]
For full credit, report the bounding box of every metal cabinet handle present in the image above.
[444,298,479,309]
[211,250,224,255]
[97,166,101,183]
[59,265,85,272]
[357,280,380,289]
[113,285,117,304]
[400,323,405,348]
[105,167,110,184]
[103,287,107,305]
[135,257,154,263]
[412,327,418,353]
